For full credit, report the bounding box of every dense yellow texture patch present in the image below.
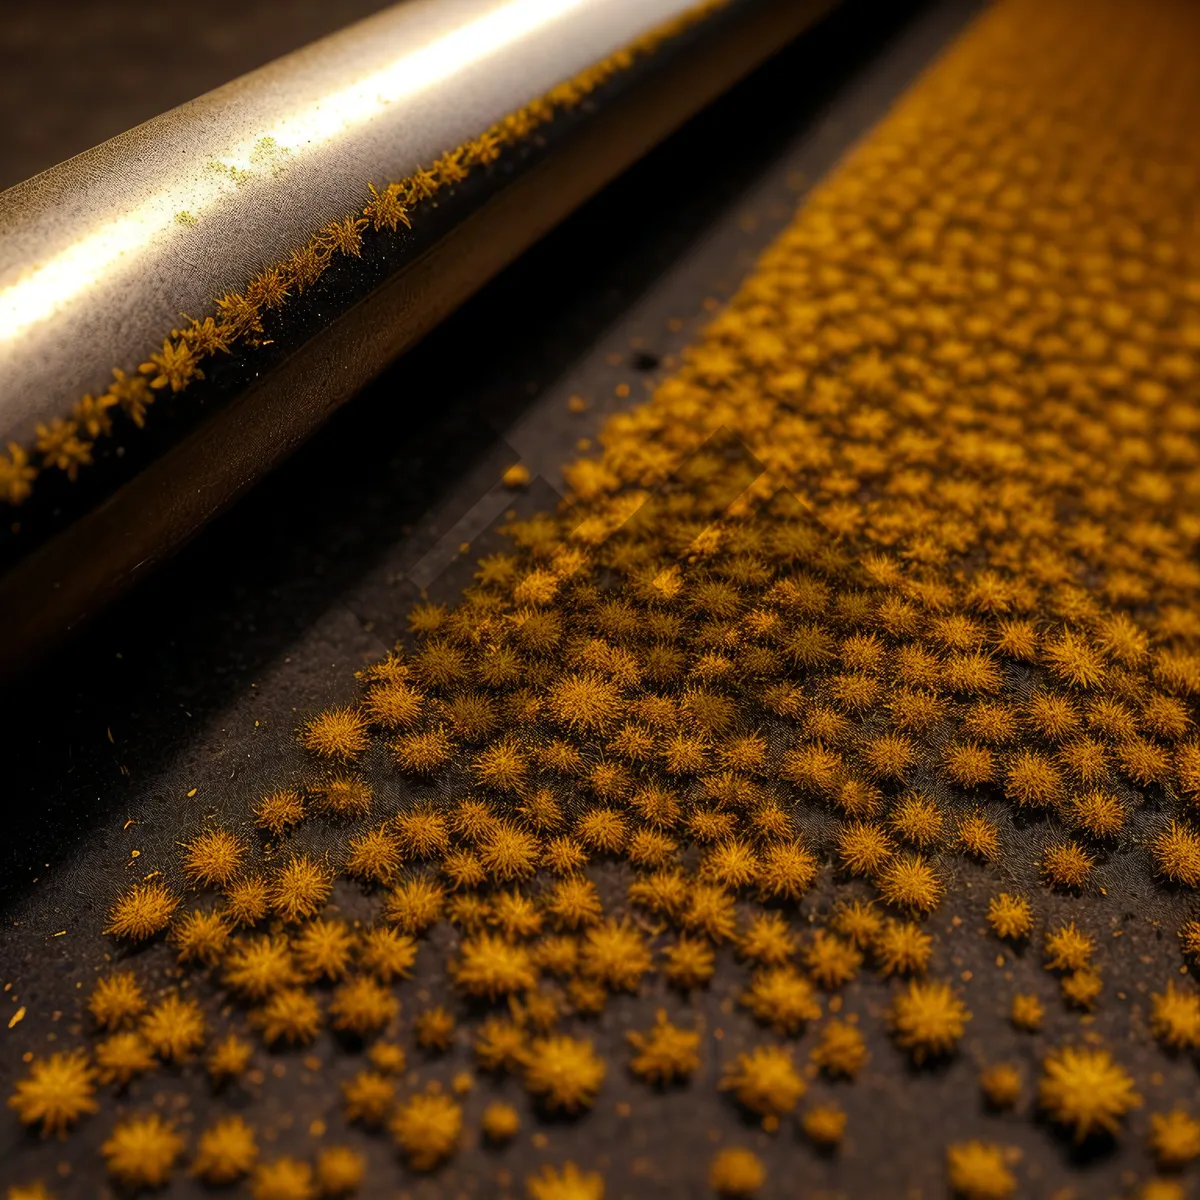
[12,0,1200,1193]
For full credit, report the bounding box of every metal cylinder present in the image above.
[0,0,831,678]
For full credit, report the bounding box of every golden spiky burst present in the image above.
[8,1052,98,1136]
[1038,1045,1140,1141]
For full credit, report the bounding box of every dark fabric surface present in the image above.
[7,5,1137,1198]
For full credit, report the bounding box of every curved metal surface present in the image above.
[0,0,831,680]
[0,0,706,445]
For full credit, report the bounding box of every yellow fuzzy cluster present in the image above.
[10,0,1200,1195]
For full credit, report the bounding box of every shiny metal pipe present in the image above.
[1,0,711,438]
[0,0,832,678]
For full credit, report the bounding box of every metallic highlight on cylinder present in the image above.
[0,0,827,676]
[0,0,711,442]
[1,0,599,343]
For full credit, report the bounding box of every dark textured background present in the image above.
[7,3,1178,1197]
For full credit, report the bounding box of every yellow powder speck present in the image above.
[567,395,588,413]
[309,1118,326,1137]
[615,383,631,398]
[8,1006,25,1028]
[186,788,197,798]
[531,1132,548,1149]
[502,463,530,489]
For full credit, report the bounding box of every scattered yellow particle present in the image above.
[192,1115,258,1185]
[1009,994,1044,1033]
[315,1146,365,1196]
[888,979,970,1064]
[102,1114,184,1188]
[181,829,246,887]
[1149,1109,1200,1169]
[389,1088,462,1170]
[251,1157,315,1200]
[7,1051,97,1135]
[141,993,206,1061]
[523,1034,606,1112]
[1044,923,1094,971]
[708,1147,765,1197]
[104,881,179,941]
[482,1101,521,1143]
[980,1064,1021,1110]
[986,893,1033,941]
[94,1032,155,1087]
[1038,1045,1140,1141]
[526,1161,605,1200]
[627,1010,701,1084]
[802,1104,846,1147]
[946,1141,1017,1199]
[810,1019,868,1079]
[342,1071,395,1128]
[720,1045,804,1117]
[1150,981,1200,1049]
